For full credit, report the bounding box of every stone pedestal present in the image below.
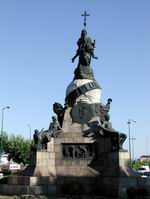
[0,107,147,197]
[0,134,141,196]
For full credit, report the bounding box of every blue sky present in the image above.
[0,0,150,159]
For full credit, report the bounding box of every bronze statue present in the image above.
[33,129,42,150]
[53,102,65,127]
[48,116,62,138]
[101,114,127,150]
[97,98,112,124]
[72,29,98,66]
[96,98,127,150]
[32,116,62,150]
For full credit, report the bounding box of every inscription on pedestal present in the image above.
[62,143,97,159]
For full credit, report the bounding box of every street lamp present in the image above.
[27,124,32,141]
[127,119,136,165]
[0,106,10,163]
[131,137,136,160]
[146,136,149,156]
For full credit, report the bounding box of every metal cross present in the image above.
[81,11,90,30]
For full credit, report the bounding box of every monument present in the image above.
[0,12,150,198]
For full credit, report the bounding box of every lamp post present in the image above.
[131,137,136,160]
[27,124,31,141]
[127,119,136,165]
[146,136,149,156]
[0,106,10,163]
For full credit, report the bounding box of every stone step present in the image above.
[8,176,57,186]
[0,184,56,195]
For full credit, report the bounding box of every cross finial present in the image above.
[81,11,90,30]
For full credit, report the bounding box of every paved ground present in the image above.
[0,196,106,199]
[0,196,116,199]
[0,196,47,199]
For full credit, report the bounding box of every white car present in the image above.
[138,166,149,173]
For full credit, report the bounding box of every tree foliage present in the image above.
[131,160,142,170]
[1,132,32,164]
[131,159,150,171]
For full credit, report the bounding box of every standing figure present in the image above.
[99,98,112,124]
[72,29,98,66]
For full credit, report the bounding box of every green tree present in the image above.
[131,160,141,170]
[1,131,9,152]
[140,160,150,168]
[1,132,32,165]
[131,159,150,171]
